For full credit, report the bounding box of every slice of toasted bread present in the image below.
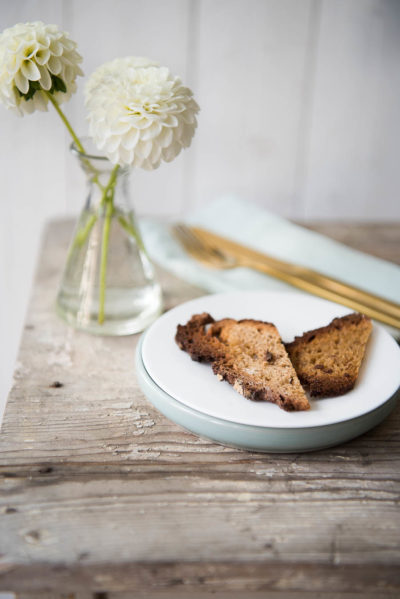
[175,314,310,412]
[285,313,372,397]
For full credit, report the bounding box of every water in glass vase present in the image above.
[56,142,162,335]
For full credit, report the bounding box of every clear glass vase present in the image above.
[56,142,163,335]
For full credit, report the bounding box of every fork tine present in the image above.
[172,225,205,258]
[172,226,215,263]
[174,224,208,253]
[174,225,229,260]
[171,224,236,268]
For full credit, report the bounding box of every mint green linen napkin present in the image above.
[140,196,400,303]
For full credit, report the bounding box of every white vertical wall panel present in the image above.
[303,0,400,220]
[0,0,66,414]
[191,0,314,217]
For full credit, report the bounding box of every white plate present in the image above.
[142,291,400,429]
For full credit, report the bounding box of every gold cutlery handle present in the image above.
[272,261,400,318]
[192,227,400,325]
[241,256,400,329]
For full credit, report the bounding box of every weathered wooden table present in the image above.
[1,221,399,598]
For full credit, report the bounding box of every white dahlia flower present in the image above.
[85,56,159,97]
[0,21,83,116]
[85,59,199,170]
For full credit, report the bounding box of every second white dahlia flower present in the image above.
[85,58,199,170]
[0,21,83,115]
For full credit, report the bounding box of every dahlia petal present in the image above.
[33,90,48,111]
[134,139,152,159]
[158,127,173,148]
[162,142,181,162]
[130,116,151,130]
[14,70,29,93]
[110,120,132,135]
[117,146,133,164]
[162,114,178,128]
[38,35,50,49]
[149,143,162,164]
[61,39,74,51]
[140,121,162,141]
[47,55,61,74]
[141,157,158,171]
[35,47,50,65]
[21,59,40,80]
[104,135,121,152]
[63,65,73,82]
[180,110,196,125]
[142,139,153,158]
[181,125,194,148]
[37,64,52,90]
[121,128,140,149]
[6,54,19,75]
[49,40,63,56]
[21,97,35,114]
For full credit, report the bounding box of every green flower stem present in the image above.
[98,198,113,324]
[75,213,98,245]
[45,91,86,153]
[116,211,147,255]
[66,212,98,262]
[45,91,104,191]
[98,164,120,324]
[102,164,120,201]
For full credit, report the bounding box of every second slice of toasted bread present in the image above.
[285,313,372,397]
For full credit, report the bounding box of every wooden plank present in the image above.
[1,458,400,564]
[0,220,399,593]
[6,594,399,599]
[305,222,400,264]
[8,593,398,599]
[106,595,400,599]
[0,562,399,595]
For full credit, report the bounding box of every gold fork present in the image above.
[172,224,400,330]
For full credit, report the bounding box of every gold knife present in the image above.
[190,226,400,330]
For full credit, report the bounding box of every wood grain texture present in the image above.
[0,220,400,595]
[305,222,400,264]
[11,593,398,599]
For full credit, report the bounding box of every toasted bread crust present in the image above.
[175,312,221,362]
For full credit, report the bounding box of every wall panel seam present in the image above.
[293,0,323,221]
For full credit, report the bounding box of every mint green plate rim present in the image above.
[135,334,398,453]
